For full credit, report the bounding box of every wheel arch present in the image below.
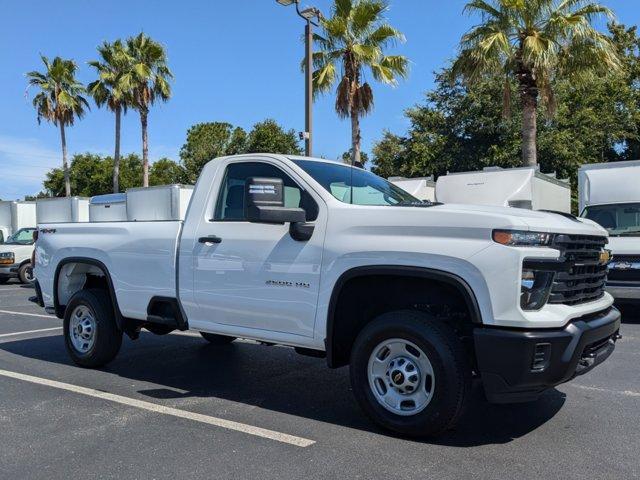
[53,257,124,330]
[325,265,483,368]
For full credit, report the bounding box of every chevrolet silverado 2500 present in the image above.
[34,154,621,436]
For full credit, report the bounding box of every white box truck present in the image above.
[126,185,193,221]
[389,177,436,202]
[89,193,127,222]
[579,160,640,303]
[36,197,90,223]
[435,166,571,212]
[0,201,36,243]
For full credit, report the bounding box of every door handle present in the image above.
[198,235,222,244]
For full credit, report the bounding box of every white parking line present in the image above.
[0,309,55,319]
[0,369,315,448]
[569,384,640,398]
[0,327,62,338]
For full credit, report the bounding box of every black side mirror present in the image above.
[245,177,306,224]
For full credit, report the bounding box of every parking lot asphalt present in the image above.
[0,280,638,480]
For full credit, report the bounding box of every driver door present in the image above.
[188,159,326,339]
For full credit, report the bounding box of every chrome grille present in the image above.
[548,234,608,306]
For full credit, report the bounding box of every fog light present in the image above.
[521,269,555,310]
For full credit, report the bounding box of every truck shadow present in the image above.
[0,333,565,447]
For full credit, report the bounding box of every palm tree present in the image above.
[452,0,621,167]
[126,33,173,187]
[312,0,408,165]
[88,40,132,193]
[26,56,89,197]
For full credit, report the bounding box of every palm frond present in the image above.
[364,24,405,47]
[335,76,351,118]
[353,82,374,117]
[313,62,337,96]
[334,0,352,19]
[351,0,387,38]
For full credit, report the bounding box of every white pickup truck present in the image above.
[34,154,621,436]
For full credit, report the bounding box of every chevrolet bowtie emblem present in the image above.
[599,250,611,265]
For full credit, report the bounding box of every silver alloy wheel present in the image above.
[367,338,435,416]
[69,305,97,354]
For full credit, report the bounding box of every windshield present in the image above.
[583,203,640,236]
[293,160,420,206]
[5,228,36,245]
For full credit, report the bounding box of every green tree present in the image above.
[245,119,302,155]
[452,0,620,167]
[149,158,186,185]
[43,153,143,197]
[372,23,640,187]
[180,122,248,183]
[88,40,133,193]
[26,56,89,197]
[127,33,173,188]
[313,0,408,165]
[43,154,186,196]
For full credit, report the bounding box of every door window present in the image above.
[213,162,318,221]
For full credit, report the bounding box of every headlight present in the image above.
[493,230,554,247]
[520,269,555,310]
[0,252,15,265]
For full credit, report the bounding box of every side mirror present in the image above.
[244,177,306,224]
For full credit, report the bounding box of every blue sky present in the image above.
[1,0,637,199]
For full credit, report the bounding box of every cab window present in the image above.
[214,162,318,222]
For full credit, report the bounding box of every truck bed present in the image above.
[37,221,182,321]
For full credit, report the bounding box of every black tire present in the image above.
[63,289,122,368]
[350,310,471,437]
[18,263,34,284]
[200,332,236,345]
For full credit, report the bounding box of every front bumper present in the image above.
[474,307,621,403]
[0,266,18,278]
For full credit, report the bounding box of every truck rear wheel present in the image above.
[350,310,471,437]
[200,332,236,345]
[63,289,122,368]
[18,263,34,284]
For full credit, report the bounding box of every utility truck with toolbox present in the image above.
[34,154,621,436]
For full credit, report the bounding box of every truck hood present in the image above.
[428,203,608,237]
[607,236,640,255]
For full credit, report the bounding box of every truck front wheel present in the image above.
[63,289,122,368]
[350,310,471,437]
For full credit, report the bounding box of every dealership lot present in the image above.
[0,281,638,479]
